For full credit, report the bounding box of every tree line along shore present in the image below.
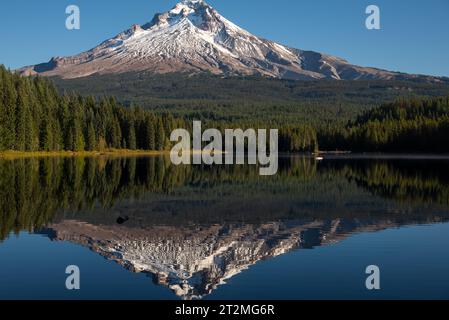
[1,65,449,155]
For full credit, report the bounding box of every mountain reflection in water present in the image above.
[1,155,449,299]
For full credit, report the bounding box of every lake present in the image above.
[0,155,448,300]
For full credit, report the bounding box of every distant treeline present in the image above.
[52,71,449,153]
[320,97,449,152]
[2,65,449,153]
[53,71,449,127]
[0,66,318,153]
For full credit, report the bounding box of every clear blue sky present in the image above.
[1,0,448,76]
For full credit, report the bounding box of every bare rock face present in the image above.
[17,0,447,82]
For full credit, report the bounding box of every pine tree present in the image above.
[127,121,137,150]
[2,69,17,150]
[40,118,53,151]
[145,115,156,150]
[15,80,29,151]
[0,66,6,150]
[155,118,166,151]
[86,121,97,151]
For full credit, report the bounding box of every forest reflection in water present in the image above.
[1,155,449,299]
[1,155,448,237]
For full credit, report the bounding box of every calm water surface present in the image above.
[0,155,448,300]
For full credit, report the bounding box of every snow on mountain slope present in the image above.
[17,0,447,82]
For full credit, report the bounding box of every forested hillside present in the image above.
[0,66,180,152]
[320,97,449,152]
[53,72,449,127]
[0,66,318,153]
[2,65,449,153]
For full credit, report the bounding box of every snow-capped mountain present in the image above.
[18,0,446,81]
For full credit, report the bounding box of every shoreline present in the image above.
[0,149,226,159]
[319,153,449,160]
[2,150,449,160]
[0,150,168,159]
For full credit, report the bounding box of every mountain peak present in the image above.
[181,0,206,5]
[171,0,209,14]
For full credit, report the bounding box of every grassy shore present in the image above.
[0,149,168,159]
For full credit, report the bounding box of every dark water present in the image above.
[0,155,448,300]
